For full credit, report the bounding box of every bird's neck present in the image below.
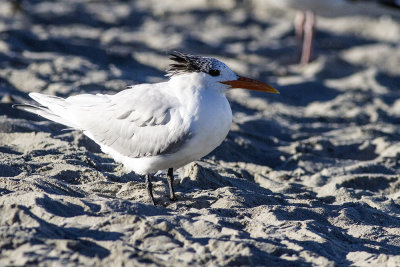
[168,73,227,114]
[169,73,226,97]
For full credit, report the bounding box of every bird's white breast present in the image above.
[179,89,232,164]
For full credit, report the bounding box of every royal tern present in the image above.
[14,52,279,204]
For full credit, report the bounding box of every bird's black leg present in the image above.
[145,174,155,205]
[167,168,176,201]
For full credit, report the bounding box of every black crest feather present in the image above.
[167,51,215,76]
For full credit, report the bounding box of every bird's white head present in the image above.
[167,52,279,94]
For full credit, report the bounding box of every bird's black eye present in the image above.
[208,69,220,77]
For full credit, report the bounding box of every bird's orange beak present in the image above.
[220,76,279,94]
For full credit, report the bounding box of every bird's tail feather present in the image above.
[13,93,79,129]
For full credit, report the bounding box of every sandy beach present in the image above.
[1,0,400,265]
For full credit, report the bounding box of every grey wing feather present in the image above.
[65,86,192,158]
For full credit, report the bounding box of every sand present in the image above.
[1,0,400,266]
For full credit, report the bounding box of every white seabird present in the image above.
[14,52,279,204]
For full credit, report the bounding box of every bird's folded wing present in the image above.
[66,87,192,158]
